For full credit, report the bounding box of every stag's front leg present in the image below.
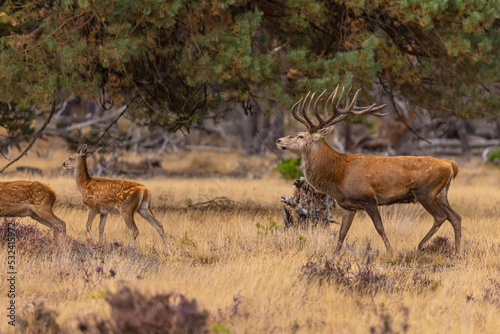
[336,209,357,251]
[365,203,393,253]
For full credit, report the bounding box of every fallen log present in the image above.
[418,138,500,155]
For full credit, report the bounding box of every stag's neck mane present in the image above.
[303,139,346,188]
[75,156,92,192]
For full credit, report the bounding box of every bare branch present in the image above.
[64,104,128,132]
[0,101,57,174]
[390,95,432,144]
[92,104,129,144]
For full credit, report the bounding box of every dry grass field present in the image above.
[1,143,500,333]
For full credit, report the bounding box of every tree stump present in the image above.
[281,177,339,227]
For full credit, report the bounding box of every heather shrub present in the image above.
[78,286,210,333]
[0,217,125,257]
[369,306,409,334]
[18,302,61,334]
[216,290,248,321]
[18,287,212,333]
[0,218,53,253]
[483,279,500,308]
[425,236,454,254]
[301,243,391,293]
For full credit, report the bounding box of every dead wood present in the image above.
[186,196,238,209]
[281,177,339,228]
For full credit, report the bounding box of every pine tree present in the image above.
[0,0,498,145]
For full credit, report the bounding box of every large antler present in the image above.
[291,85,388,133]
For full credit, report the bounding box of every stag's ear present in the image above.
[312,125,335,140]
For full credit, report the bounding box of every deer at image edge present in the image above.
[0,181,66,237]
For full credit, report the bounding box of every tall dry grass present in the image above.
[0,147,499,333]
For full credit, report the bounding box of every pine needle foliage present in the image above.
[0,0,498,139]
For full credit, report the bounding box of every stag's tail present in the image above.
[450,161,459,179]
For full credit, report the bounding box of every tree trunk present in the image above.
[239,97,283,155]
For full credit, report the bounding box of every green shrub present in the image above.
[91,289,108,300]
[256,216,283,235]
[296,234,307,248]
[487,148,500,164]
[212,324,231,333]
[179,231,197,247]
[275,157,303,180]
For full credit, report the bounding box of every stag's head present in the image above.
[63,144,101,170]
[276,85,387,155]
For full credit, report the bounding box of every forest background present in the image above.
[0,0,498,157]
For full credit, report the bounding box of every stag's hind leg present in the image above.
[438,202,461,253]
[138,201,167,248]
[415,193,447,251]
[437,181,462,253]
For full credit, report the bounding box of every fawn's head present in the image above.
[276,86,387,155]
[63,144,101,170]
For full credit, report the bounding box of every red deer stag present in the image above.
[63,145,167,248]
[276,86,461,253]
[0,181,66,237]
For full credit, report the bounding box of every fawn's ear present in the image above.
[78,144,88,156]
[78,145,101,157]
[85,147,102,157]
[312,125,335,140]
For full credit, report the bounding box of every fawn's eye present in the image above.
[298,135,304,139]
